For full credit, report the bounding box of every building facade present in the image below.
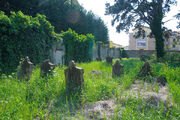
[128,27,180,51]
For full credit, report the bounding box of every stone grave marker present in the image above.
[17,56,34,80]
[106,56,113,64]
[65,60,84,95]
[40,59,55,75]
[112,60,124,77]
[138,61,152,77]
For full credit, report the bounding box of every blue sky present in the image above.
[78,0,180,47]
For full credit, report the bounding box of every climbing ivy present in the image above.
[61,29,94,65]
[0,11,61,74]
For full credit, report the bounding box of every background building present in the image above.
[128,26,180,51]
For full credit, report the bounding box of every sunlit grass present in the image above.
[0,58,179,119]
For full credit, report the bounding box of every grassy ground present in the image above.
[0,58,179,119]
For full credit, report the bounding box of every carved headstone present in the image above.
[40,59,55,74]
[65,60,84,95]
[96,57,102,61]
[17,56,33,80]
[106,56,113,64]
[138,62,152,77]
[112,60,124,77]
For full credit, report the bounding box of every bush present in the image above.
[0,11,61,74]
[120,48,128,58]
[140,55,151,62]
[164,52,180,67]
[61,29,94,65]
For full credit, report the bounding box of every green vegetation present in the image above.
[0,11,61,74]
[105,0,177,58]
[0,58,179,119]
[0,0,109,44]
[61,29,94,65]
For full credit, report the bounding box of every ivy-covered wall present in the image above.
[0,11,61,74]
[61,29,94,65]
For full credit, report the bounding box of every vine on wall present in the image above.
[0,11,61,74]
[61,29,94,65]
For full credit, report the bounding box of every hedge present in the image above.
[0,11,61,74]
[61,29,94,65]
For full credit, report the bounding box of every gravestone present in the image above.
[96,57,102,61]
[65,60,84,95]
[106,56,113,64]
[138,61,152,77]
[112,60,124,77]
[40,59,55,75]
[17,56,34,80]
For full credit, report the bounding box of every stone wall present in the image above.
[92,44,120,60]
[50,42,65,65]
[125,50,156,58]
[50,43,158,65]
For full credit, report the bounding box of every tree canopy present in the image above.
[106,0,177,58]
[175,11,180,28]
[0,0,109,44]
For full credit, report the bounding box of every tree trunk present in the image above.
[150,1,164,59]
[151,22,164,58]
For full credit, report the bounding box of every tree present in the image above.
[0,0,109,44]
[175,11,180,28]
[106,0,177,58]
[0,11,61,74]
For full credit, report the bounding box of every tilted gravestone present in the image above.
[17,56,34,80]
[106,56,113,64]
[138,61,152,77]
[112,60,124,77]
[40,59,55,75]
[65,60,84,95]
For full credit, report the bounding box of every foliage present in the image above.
[140,55,151,62]
[0,59,179,119]
[157,64,180,107]
[164,52,180,67]
[175,11,180,28]
[120,48,128,58]
[61,29,94,65]
[0,59,142,119]
[0,11,60,74]
[105,0,177,58]
[0,0,109,44]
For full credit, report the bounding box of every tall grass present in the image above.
[0,58,179,119]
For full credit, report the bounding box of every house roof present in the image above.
[110,41,122,48]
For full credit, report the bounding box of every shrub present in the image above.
[61,29,94,65]
[164,52,180,67]
[0,11,61,74]
[140,55,151,62]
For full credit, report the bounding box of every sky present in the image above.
[78,0,180,47]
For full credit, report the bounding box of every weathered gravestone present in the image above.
[40,59,55,75]
[112,60,124,77]
[138,61,152,77]
[106,56,113,64]
[96,57,102,61]
[17,56,34,80]
[65,60,84,95]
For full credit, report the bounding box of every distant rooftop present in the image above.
[110,41,122,48]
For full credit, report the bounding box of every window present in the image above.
[137,39,146,48]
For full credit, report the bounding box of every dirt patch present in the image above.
[63,80,173,119]
[82,100,116,120]
[122,80,173,106]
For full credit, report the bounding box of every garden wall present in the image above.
[125,50,156,58]
[51,43,180,65]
